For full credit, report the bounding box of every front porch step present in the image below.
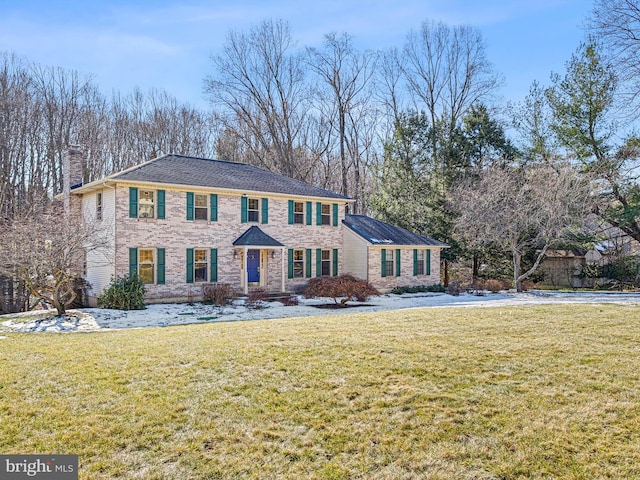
[240,290,298,302]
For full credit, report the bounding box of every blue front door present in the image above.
[247,249,260,283]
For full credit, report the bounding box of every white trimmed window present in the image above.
[248,198,260,222]
[194,249,208,282]
[321,204,331,225]
[321,249,331,276]
[293,249,305,278]
[139,249,155,284]
[194,194,208,221]
[96,192,103,221]
[416,250,425,275]
[139,190,155,218]
[294,202,304,224]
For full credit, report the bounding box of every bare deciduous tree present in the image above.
[403,21,502,177]
[453,164,593,291]
[306,32,376,211]
[205,19,315,181]
[588,0,640,115]
[0,202,110,316]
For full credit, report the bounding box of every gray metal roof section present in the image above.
[233,226,285,247]
[343,214,448,247]
[112,154,349,200]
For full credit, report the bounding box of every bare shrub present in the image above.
[485,279,508,293]
[446,280,462,296]
[280,295,299,306]
[202,283,235,306]
[247,288,268,309]
[302,274,379,306]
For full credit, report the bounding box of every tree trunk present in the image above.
[513,251,522,292]
[443,260,449,287]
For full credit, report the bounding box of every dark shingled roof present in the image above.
[233,226,285,247]
[343,214,447,247]
[111,154,349,200]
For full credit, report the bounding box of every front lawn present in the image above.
[1,304,639,479]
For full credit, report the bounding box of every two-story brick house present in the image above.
[66,149,445,305]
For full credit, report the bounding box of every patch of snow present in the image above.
[0,290,638,333]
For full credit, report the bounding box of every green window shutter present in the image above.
[426,249,431,276]
[305,249,312,278]
[129,247,138,277]
[261,198,268,224]
[332,203,338,227]
[396,249,401,277]
[157,248,165,284]
[241,196,248,223]
[186,248,194,283]
[287,248,294,279]
[210,248,218,282]
[381,249,387,278]
[157,190,165,219]
[316,248,322,277]
[129,187,138,218]
[306,202,312,225]
[288,200,294,225]
[316,202,322,226]
[186,192,194,221]
[332,248,338,276]
[413,249,418,276]
[210,194,218,222]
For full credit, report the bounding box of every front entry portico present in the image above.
[233,226,287,294]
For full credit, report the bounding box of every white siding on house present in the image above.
[83,188,116,304]
[343,227,369,280]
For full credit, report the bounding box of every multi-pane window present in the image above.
[416,250,425,275]
[321,249,331,276]
[96,192,103,221]
[321,204,331,225]
[139,249,155,284]
[294,202,304,224]
[194,194,208,221]
[293,249,305,278]
[138,190,155,218]
[385,249,395,278]
[248,198,260,222]
[194,249,208,282]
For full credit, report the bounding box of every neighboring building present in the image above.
[67,151,446,305]
[540,219,640,288]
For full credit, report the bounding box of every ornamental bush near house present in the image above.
[303,274,379,306]
[201,283,235,306]
[97,274,146,310]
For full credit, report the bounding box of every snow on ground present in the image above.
[1,290,639,333]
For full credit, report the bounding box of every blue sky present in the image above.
[0,0,594,109]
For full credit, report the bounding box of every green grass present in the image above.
[1,304,640,479]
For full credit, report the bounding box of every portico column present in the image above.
[281,247,286,292]
[243,247,248,294]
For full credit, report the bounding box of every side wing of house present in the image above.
[367,245,441,292]
[80,187,116,302]
[343,214,446,292]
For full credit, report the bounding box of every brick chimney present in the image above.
[63,145,84,217]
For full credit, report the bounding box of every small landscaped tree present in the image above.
[302,274,379,306]
[0,202,109,316]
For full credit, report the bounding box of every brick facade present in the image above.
[111,184,346,302]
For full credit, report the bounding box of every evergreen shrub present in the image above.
[97,274,146,310]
